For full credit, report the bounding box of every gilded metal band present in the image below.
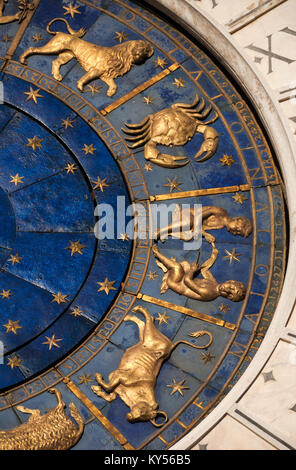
[63,378,134,450]
[100,63,179,115]
[137,294,236,330]
[150,184,250,202]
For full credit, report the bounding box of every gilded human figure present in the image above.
[155,204,253,242]
[0,0,21,23]
[152,243,246,302]
[0,0,33,24]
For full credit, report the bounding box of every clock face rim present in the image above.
[0,0,290,450]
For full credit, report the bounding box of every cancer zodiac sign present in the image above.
[20,17,154,96]
[122,94,219,168]
[0,388,84,450]
[92,306,212,426]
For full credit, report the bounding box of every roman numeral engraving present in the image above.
[246,35,295,74]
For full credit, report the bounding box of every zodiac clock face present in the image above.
[0,0,286,450]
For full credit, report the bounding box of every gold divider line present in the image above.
[63,378,134,450]
[137,294,236,330]
[100,63,179,115]
[150,184,250,202]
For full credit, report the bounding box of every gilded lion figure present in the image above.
[19,18,154,96]
[0,388,84,450]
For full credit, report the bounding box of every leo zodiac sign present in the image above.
[20,17,154,96]
[92,306,212,426]
[122,94,219,168]
[0,388,84,450]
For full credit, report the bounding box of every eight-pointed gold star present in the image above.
[114,31,128,43]
[66,240,86,256]
[10,174,24,186]
[167,378,189,396]
[155,311,170,325]
[220,154,234,167]
[64,163,77,174]
[52,292,68,304]
[92,176,109,192]
[43,334,62,350]
[4,320,22,335]
[27,135,43,151]
[82,143,96,155]
[152,57,168,69]
[219,303,230,313]
[144,163,153,172]
[7,356,21,369]
[201,351,215,364]
[86,83,102,96]
[32,33,43,42]
[8,254,22,265]
[78,373,93,385]
[0,289,12,299]
[97,278,116,295]
[119,233,129,242]
[163,177,183,193]
[147,270,158,280]
[223,248,242,264]
[173,77,186,88]
[24,87,43,104]
[71,306,83,317]
[2,34,12,43]
[143,96,154,105]
[232,192,248,204]
[63,2,81,18]
[61,117,74,129]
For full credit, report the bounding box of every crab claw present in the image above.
[145,142,189,168]
[194,126,219,162]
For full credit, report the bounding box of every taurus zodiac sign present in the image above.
[92,306,212,426]
[0,0,34,24]
[152,242,246,302]
[20,18,154,95]
[155,205,253,242]
[0,388,84,450]
[122,94,219,168]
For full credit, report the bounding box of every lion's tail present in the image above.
[46,18,86,38]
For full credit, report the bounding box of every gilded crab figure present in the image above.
[122,94,219,168]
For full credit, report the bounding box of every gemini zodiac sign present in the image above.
[92,306,212,426]
[20,17,154,96]
[122,94,219,168]
[0,388,84,450]
[152,243,246,302]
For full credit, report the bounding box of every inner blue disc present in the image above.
[0,186,16,268]
[0,96,132,391]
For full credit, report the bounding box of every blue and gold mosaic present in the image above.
[0,0,286,450]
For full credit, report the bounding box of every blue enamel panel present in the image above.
[0,0,286,452]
